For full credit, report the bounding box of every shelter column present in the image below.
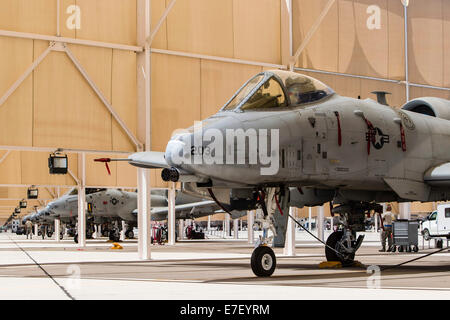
[77,152,86,248]
[317,206,325,241]
[167,182,176,245]
[283,207,296,256]
[137,0,152,260]
[233,219,239,239]
[55,219,60,242]
[399,203,411,220]
[178,220,184,240]
[120,221,126,241]
[308,207,312,232]
[137,168,151,260]
[248,210,254,245]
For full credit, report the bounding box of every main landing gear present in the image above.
[325,202,381,265]
[250,198,378,277]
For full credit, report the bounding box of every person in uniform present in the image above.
[25,220,33,239]
[379,204,395,252]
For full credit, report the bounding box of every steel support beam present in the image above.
[291,0,336,69]
[399,202,411,220]
[151,48,287,70]
[403,1,410,101]
[0,46,52,108]
[283,207,296,256]
[295,67,450,93]
[233,218,239,239]
[77,153,86,247]
[56,0,61,37]
[178,219,184,240]
[167,182,176,245]
[0,29,143,52]
[137,168,151,260]
[0,151,11,165]
[136,0,152,259]
[317,206,325,241]
[147,0,177,47]
[0,145,133,155]
[64,46,142,150]
[55,218,60,242]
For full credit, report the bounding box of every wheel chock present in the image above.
[111,243,123,250]
[319,261,342,269]
[352,261,366,268]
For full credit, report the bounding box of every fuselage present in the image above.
[163,70,450,203]
[46,188,207,223]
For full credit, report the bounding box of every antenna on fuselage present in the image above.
[371,91,391,106]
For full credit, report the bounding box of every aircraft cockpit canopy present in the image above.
[222,70,334,111]
[67,188,107,196]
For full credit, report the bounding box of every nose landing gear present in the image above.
[250,187,289,277]
[251,246,276,277]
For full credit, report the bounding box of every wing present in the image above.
[151,201,220,221]
[128,152,170,169]
[382,162,450,201]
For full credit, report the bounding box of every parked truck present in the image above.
[421,204,450,240]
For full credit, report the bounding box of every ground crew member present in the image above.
[40,224,46,240]
[380,204,395,252]
[25,220,33,239]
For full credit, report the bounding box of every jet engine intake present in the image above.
[402,97,450,120]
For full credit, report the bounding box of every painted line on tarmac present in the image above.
[7,235,75,300]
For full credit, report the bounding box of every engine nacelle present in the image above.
[401,97,450,120]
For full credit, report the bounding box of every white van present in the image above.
[421,204,450,240]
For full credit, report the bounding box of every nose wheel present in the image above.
[251,246,276,277]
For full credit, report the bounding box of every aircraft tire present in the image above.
[325,231,355,265]
[109,231,120,242]
[251,246,276,277]
[125,230,134,239]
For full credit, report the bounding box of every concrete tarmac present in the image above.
[0,233,449,300]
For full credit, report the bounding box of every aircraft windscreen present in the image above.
[283,74,334,106]
[240,77,287,111]
[223,75,264,111]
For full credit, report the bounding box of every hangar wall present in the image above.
[0,0,448,222]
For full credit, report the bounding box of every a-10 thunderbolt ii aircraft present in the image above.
[45,188,242,242]
[97,70,450,277]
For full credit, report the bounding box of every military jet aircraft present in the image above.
[46,188,242,242]
[97,70,450,277]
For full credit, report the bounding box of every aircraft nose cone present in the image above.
[165,138,190,167]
